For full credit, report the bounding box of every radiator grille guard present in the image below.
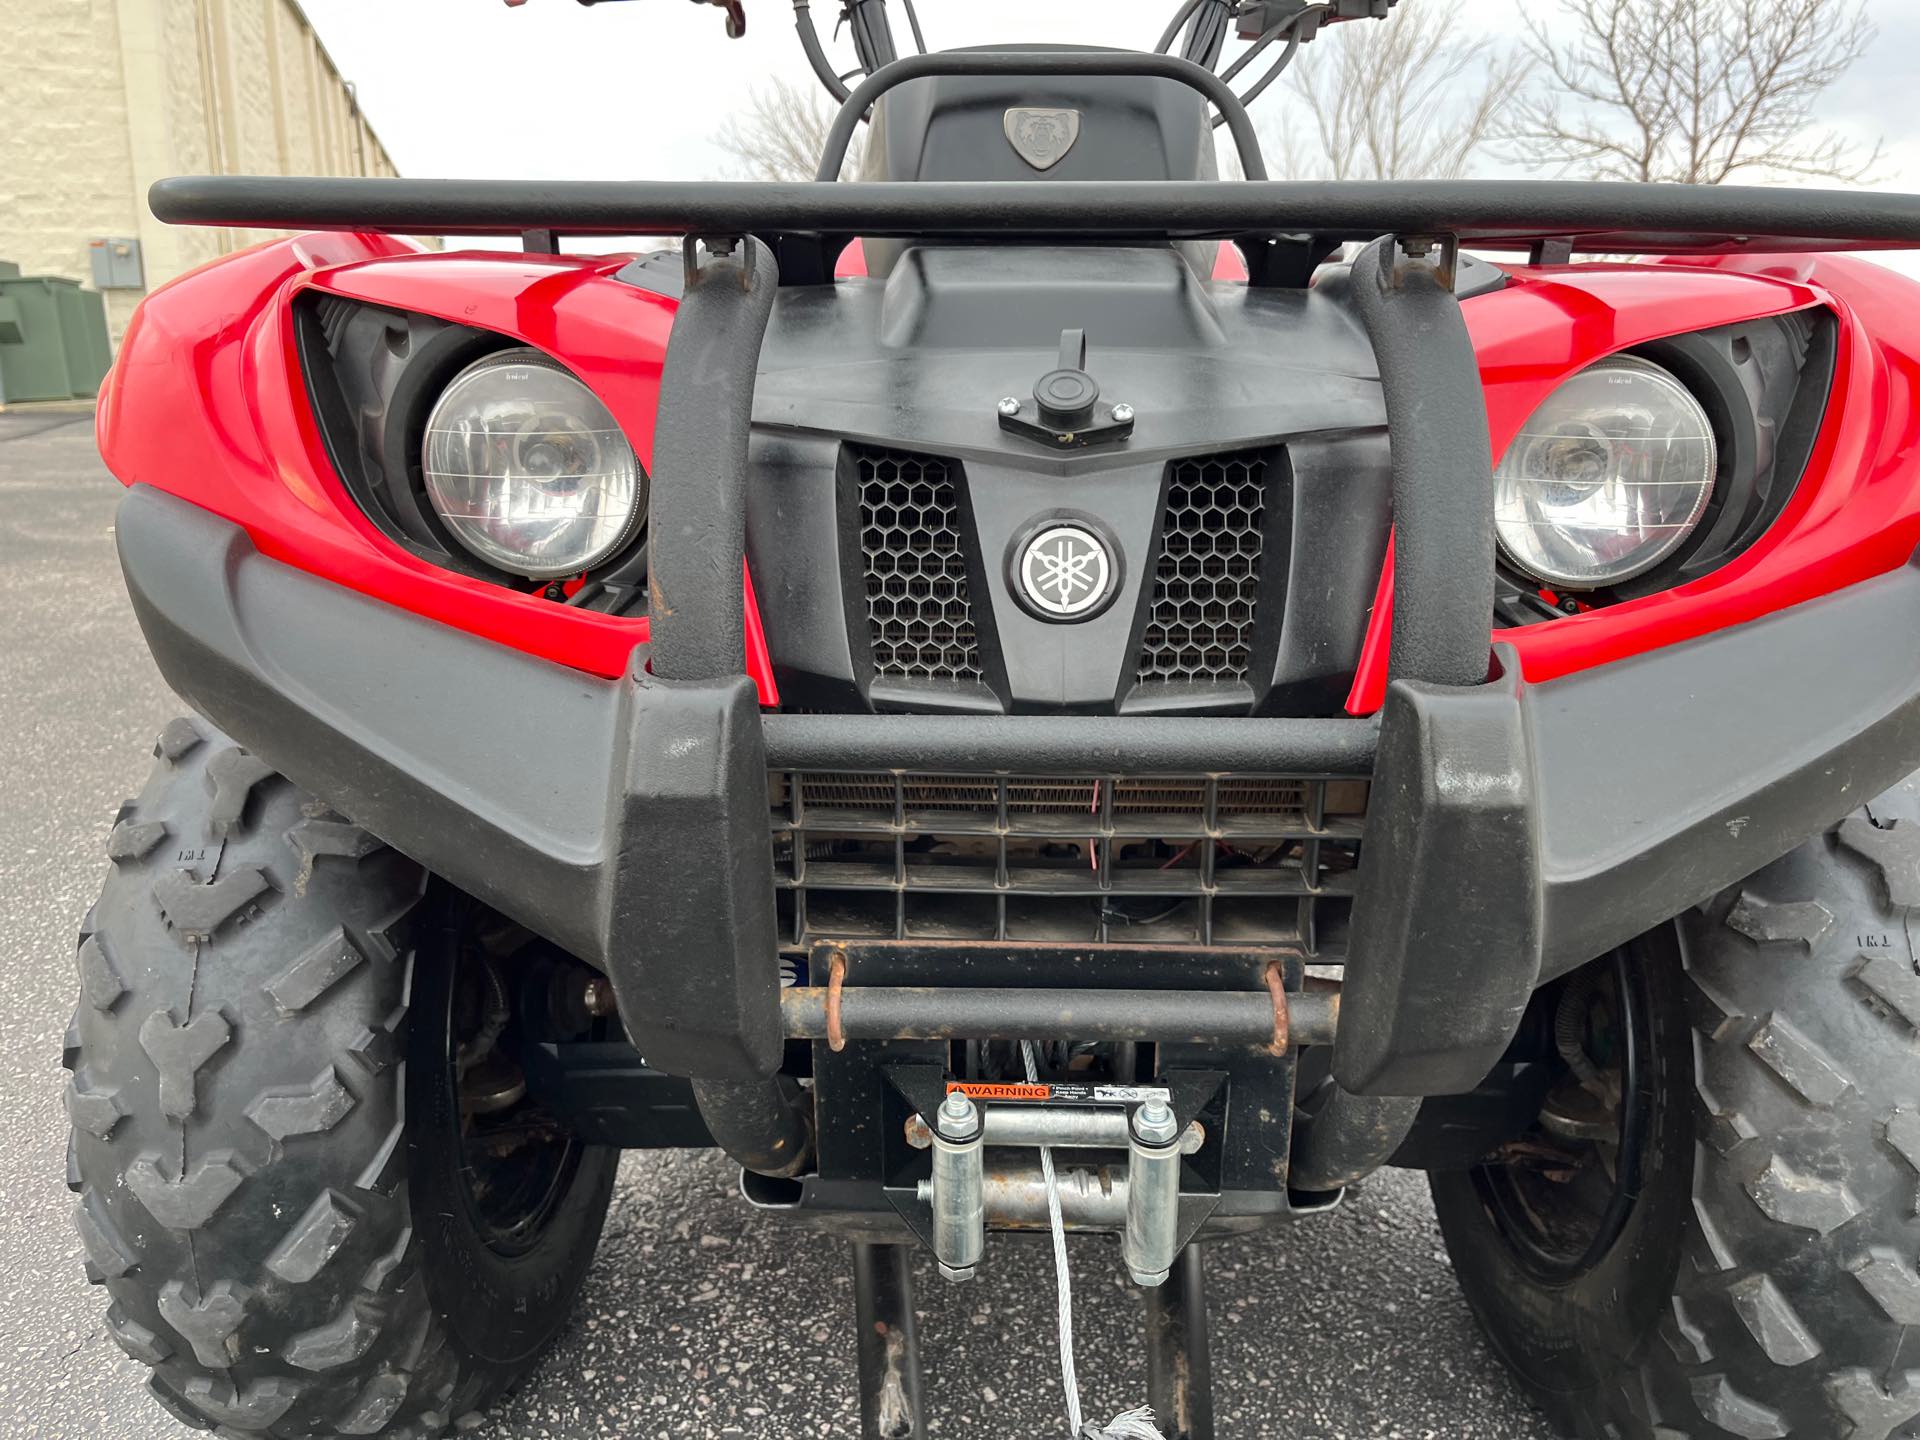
[854,446,985,684]
[851,443,1283,705]
[770,770,1365,954]
[1137,451,1268,686]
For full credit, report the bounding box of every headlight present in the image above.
[1495,354,1717,590]
[422,349,645,579]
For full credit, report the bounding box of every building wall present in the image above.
[0,1,140,337]
[0,0,395,345]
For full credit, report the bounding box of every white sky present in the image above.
[297,0,1920,273]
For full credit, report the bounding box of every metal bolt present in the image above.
[1131,1097,1180,1146]
[904,1115,933,1150]
[1181,1121,1205,1156]
[938,1090,979,1137]
[1110,402,1135,423]
[997,396,1022,417]
[583,976,617,1018]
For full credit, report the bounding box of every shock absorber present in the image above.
[930,1090,985,1282]
[1123,1096,1183,1287]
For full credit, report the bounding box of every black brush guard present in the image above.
[135,171,1920,1102]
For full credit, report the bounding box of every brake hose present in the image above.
[1218,25,1303,118]
[900,0,927,55]
[793,0,852,102]
[1155,0,1209,55]
[1211,3,1326,125]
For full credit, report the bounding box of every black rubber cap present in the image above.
[1034,367,1099,427]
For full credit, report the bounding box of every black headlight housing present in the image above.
[293,293,650,613]
[1494,307,1837,623]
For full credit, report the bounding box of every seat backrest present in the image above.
[857,45,1219,278]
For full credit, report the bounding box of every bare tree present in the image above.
[715,77,863,181]
[1503,0,1881,184]
[1267,0,1528,181]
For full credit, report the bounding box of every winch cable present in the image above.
[1019,1040,1167,1440]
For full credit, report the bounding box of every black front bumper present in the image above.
[118,482,1920,1097]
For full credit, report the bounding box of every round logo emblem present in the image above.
[1018,524,1114,620]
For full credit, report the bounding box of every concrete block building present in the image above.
[1,0,396,346]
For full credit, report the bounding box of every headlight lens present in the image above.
[422,349,645,580]
[1494,354,1717,590]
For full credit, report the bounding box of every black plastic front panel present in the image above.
[743,246,1393,717]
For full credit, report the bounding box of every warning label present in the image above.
[945,1081,1173,1106]
[946,1082,1052,1102]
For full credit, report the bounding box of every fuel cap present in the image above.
[1033,362,1099,429]
[996,327,1135,450]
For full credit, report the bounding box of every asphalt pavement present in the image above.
[0,411,1559,1438]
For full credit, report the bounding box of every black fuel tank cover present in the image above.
[998,328,1136,450]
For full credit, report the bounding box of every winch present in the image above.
[909,1078,1205,1285]
[904,1060,1222,1438]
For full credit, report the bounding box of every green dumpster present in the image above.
[0,269,113,404]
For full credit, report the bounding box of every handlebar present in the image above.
[547,0,1400,138]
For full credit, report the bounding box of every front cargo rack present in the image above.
[150,174,1920,286]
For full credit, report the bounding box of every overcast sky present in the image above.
[297,0,1920,267]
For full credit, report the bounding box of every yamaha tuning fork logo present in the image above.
[1016,523,1116,621]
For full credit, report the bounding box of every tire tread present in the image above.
[68,724,458,1437]
[1436,785,1920,1440]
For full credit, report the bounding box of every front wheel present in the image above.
[65,719,618,1436]
[1432,774,1920,1440]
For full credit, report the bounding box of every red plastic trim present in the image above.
[1344,254,1920,713]
[97,234,779,701]
[98,235,1920,714]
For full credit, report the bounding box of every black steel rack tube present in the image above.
[625,235,814,1169]
[760,713,1378,775]
[148,175,1920,255]
[647,239,777,678]
[781,986,1338,1049]
[812,50,1269,182]
[1349,237,1498,687]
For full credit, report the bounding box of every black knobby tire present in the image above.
[65,719,617,1437]
[1432,773,1920,1440]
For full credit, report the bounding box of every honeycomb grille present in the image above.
[1137,451,1268,685]
[854,446,984,684]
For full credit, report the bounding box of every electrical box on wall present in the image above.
[87,237,144,290]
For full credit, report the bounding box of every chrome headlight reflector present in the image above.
[1495,354,1718,591]
[422,348,645,580]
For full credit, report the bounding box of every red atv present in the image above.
[68,0,1920,1435]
